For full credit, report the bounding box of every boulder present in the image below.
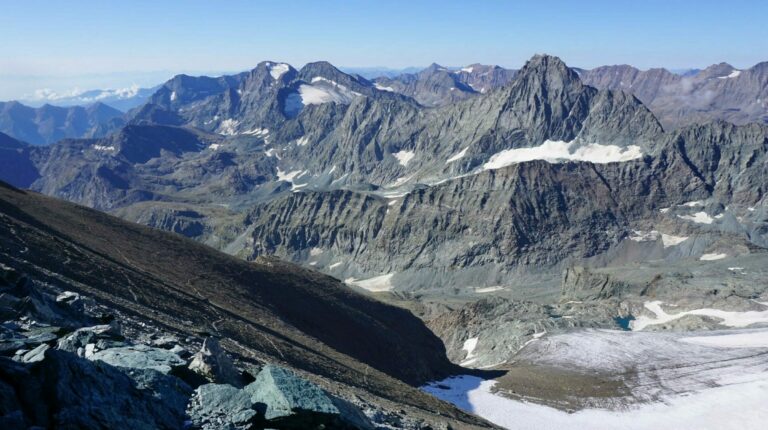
[89,344,186,374]
[188,337,240,385]
[56,324,122,356]
[187,383,258,430]
[246,365,373,429]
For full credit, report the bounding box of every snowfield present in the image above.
[344,273,395,292]
[446,147,469,164]
[678,211,715,224]
[393,150,415,166]
[268,62,290,80]
[424,374,768,430]
[424,328,768,429]
[483,140,643,170]
[631,301,768,331]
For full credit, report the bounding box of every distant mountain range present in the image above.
[2,54,765,295]
[20,85,160,112]
[0,101,125,145]
[2,59,765,147]
[577,61,768,129]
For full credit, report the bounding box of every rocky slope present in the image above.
[0,182,493,429]
[0,101,125,145]
[578,61,768,129]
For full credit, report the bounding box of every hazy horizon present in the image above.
[2,0,766,100]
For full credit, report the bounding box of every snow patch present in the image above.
[661,233,689,248]
[483,140,642,170]
[242,127,269,137]
[422,373,768,430]
[345,274,395,292]
[446,147,469,164]
[328,262,343,270]
[374,83,395,92]
[700,253,727,261]
[718,70,742,79]
[295,136,309,146]
[632,301,768,331]
[475,286,505,293]
[269,63,290,80]
[678,211,715,224]
[393,150,415,166]
[169,91,177,101]
[276,168,303,183]
[309,248,323,256]
[93,145,115,151]
[218,119,240,136]
[681,330,768,348]
[461,337,479,366]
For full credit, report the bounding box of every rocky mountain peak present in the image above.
[518,54,581,85]
[699,62,737,79]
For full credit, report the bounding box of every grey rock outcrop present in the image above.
[0,350,188,429]
[188,337,241,386]
[89,344,186,374]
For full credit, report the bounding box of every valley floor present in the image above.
[423,328,768,430]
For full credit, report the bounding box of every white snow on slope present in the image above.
[632,301,768,331]
[461,337,479,366]
[661,233,689,247]
[93,145,116,151]
[423,374,768,430]
[681,331,768,348]
[393,150,415,166]
[268,63,290,80]
[628,230,688,248]
[242,127,269,137]
[461,66,474,73]
[678,211,715,224]
[475,286,505,293]
[328,262,343,270]
[297,78,362,106]
[170,91,177,101]
[446,147,468,164]
[218,118,240,135]
[345,274,395,292]
[426,328,768,429]
[374,83,395,92]
[718,70,742,79]
[295,136,309,146]
[483,140,642,170]
[700,252,727,261]
[276,168,303,183]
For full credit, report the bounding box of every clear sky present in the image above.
[1,0,766,100]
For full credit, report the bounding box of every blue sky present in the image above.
[1,0,766,100]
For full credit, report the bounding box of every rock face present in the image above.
[0,101,124,145]
[578,61,768,129]
[560,266,627,301]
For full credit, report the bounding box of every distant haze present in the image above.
[1,0,765,100]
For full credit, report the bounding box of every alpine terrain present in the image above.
[1,4,767,428]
